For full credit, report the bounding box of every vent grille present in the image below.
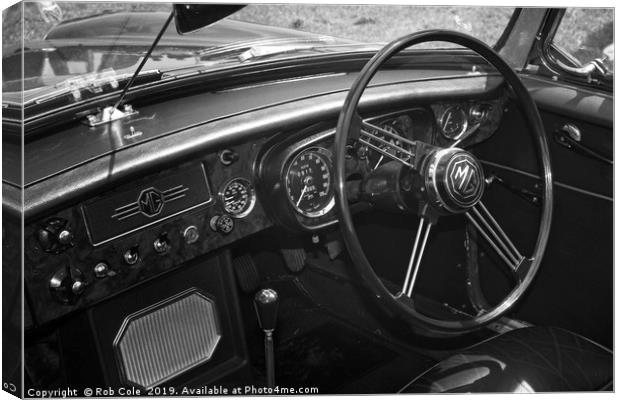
[114,290,221,389]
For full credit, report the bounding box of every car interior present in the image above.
[1,4,613,396]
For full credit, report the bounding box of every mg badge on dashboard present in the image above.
[138,188,165,217]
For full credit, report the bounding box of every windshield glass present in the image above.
[2,2,514,102]
[234,5,514,46]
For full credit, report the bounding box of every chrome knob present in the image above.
[93,262,109,278]
[254,288,279,333]
[153,235,170,254]
[123,247,139,265]
[57,229,73,245]
[71,280,86,295]
[49,267,86,304]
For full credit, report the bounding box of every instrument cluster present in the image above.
[260,101,504,231]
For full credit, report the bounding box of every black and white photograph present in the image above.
[1,1,615,398]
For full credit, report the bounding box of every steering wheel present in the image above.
[334,30,553,336]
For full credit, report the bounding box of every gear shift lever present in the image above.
[254,288,279,388]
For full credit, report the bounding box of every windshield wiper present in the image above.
[112,12,174,111]
[85,11,174,126]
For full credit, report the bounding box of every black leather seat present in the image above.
[400,326,612,393]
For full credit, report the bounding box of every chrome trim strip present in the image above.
[216,72,347,93]
[480,160,612,202]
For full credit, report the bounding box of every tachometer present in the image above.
[220,177,256,218]
[439,106,468,139]
[285,148,335,218]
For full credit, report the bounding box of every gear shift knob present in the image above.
[254,288,279,332]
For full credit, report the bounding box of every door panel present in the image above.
[473,75,612,348]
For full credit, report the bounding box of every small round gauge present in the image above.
[219,177,256,218]
[439,106,468,139]
[285,148,335,218]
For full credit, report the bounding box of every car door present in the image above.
[475,8,613,348]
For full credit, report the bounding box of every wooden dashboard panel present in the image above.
[24,139,272,326]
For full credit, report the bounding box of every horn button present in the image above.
[425,148,484,213]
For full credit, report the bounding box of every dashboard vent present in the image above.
[114,289,221,389]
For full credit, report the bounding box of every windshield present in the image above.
[2,2,515,103]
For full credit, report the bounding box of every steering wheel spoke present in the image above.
[359,120,416,168]
[465,202,525,278]
[400,217,433,298]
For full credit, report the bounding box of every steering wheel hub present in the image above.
[425,148,484,213]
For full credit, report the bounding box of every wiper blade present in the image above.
[237,44,324,63]
[75,11,174,127]
[196,36,340,60]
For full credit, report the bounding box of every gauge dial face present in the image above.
[220,178,255,218]
[439,107,468,139]
[285,148,335,218]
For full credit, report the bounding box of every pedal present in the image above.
[232,255,261,293]
[279,248,306,272]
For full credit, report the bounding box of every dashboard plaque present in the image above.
[81,163,213,246]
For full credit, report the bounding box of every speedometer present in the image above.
[285,148,335,218]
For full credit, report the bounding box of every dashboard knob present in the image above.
[183,225,200,244]
[93,262,110,278]
[37,229,53,250]
[71,280,86,295]
[123,247,140,265]
[210,215,234,235]
[57,229,73,245]
[36,218,74,254]
[49,267,86,304]
[153,234,170,254]
[219,149,239,166]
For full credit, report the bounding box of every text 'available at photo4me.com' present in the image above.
[25,385,321,397]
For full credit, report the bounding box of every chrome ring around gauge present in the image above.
[439,106,468,140]
[219,177,256,218]
[285,147,335,218]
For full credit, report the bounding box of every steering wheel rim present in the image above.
[334,30,553,336]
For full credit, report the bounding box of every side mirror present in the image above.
[173,4,246,34]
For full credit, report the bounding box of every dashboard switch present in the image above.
[219,149,239,166]
[210,215,234,235]
[57,229,74,245]
[93,262,110,278]
[36,218,74,254]
[71,280,86,295]
[123,247,140,265]
[183,225,200,244]
[153,234,170,254]
[49,267,86,304]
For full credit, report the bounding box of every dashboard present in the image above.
[17,70,507,327]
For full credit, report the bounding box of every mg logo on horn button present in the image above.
[447,156,482,204]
